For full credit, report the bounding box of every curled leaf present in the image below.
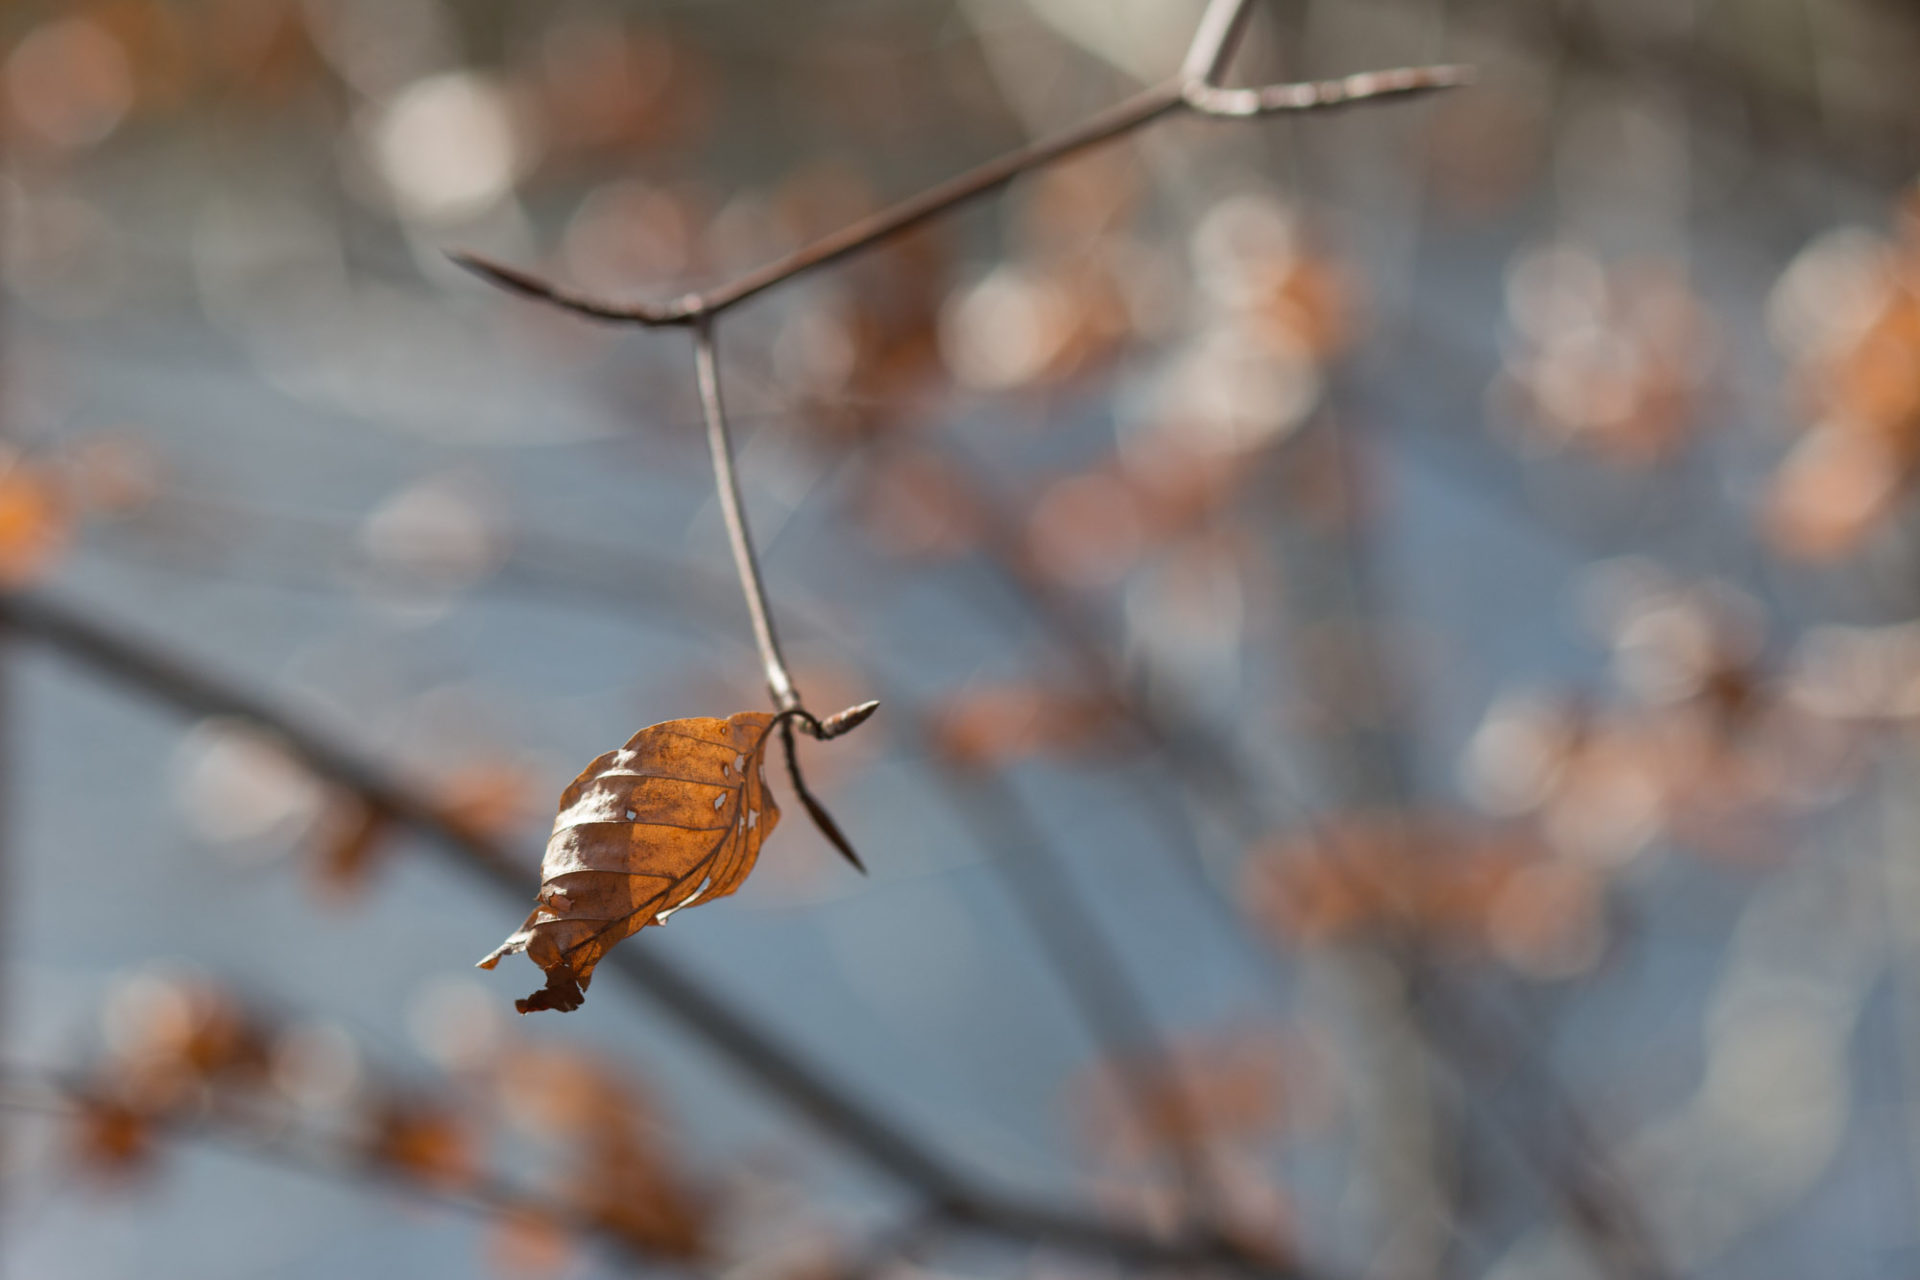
[479,712,782,1013]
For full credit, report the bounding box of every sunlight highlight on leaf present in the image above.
[479,712,782,1013]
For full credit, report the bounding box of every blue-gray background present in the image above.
[4,1,1918,1277]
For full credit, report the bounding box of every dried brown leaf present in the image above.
[479,712,782,1013]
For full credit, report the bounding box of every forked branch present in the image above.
[456,0,1464,865]
[452,0,1466,329]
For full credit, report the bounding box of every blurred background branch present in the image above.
[6,0,1920,1277]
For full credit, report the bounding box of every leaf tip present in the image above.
[514,967,586,1014]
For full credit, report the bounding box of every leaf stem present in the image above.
[693,316,800,713]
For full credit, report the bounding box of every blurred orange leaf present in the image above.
[492,1043,707,1258]
[489,1210,575,1276]
[1244,814,1554,958]
[480,712,782,1013]
[443,760,538,842]
[1072,1029,1294,1166]
[69,1092,154,1181]
[926,682,1127,768]
[575,1132,708,1259]
[367,1097,477,1192]
[309,796,390,897]
[0,458,70,585]
[107,976,272,1100]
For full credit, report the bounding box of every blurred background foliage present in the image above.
[6,0,1920,1277]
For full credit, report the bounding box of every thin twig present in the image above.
[452,59,1465,326]
[693,316,800,712]
[697,315,874,865]
[1184,64,1474,116]
[446,253,687,325]
[453,81,1182,327]
[1183,0,1263,84]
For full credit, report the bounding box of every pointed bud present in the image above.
[818,699,880,739]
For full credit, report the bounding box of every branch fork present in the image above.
[450,0,1467,331]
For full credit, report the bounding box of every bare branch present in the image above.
[456,81,1186,327]
[1184,64,1476,116]
[0,589,1313,1280]
[0,590,954,1191]
[1182,0,1260,86]
[453,49,1466,327]
[689,82,1184,316]
[450,251,692,325]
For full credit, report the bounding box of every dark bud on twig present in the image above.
[816,699,881,740]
